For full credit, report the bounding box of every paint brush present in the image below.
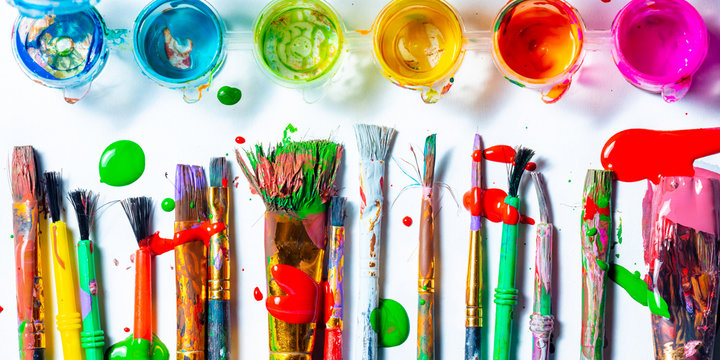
[44,171,83,360]
[324,196,347,360]
[175,165,209,360]
[529,172,553,360]
[11,146,45,360]
[236,139,343,360]
[353,124,397,360]
[580,169,613,360]
[208,157,231,360]
[492,147,534,360]
[68,190,104,360]
[464,134,483,360]
[418,134,436,360]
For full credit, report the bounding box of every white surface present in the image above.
[1,0,720,359]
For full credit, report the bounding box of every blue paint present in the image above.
[207,299,230,360]
[464,326,481,360]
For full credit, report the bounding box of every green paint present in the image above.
[99,140,145,187]
[10,234,13,238]
[106,333,169,360]
[597,259,670,318]
[597,196,609,209]
[189,201,195,209]
[208,213,213,219]
[419,299,426,305]
[217,86,242,105]
[370,298,410,348]
[568,179,571,183]
[617,218,623,244]
[282,123,298,143]
[161,198,175,212]
[615,254,620,259]
[586,227,597,236]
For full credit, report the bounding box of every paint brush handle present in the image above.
[50,221,83,360]
[134,247,152,344]
[530,223,553,360]
[418,187,435,360]
[325,225,345,360]
[464,327,481,360]
[208,187,230,360]
[492,197,520,360]
[207,300,229,360]
[464,227,482,360]
[77,239,105,360]
[175,222,208,360]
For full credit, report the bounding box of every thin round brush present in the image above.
[418,134,436,360]
[529,172,554,360]
[208,157,231,360]
[325,196,347,360]
[464,134,483,360]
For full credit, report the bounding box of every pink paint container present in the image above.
[611,0,708,103]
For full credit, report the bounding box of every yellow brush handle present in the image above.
[50,221,83,360]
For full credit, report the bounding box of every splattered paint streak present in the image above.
[208,158,231,360]
[325,197,346,360]
[530,172,553,360]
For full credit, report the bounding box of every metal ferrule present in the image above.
[208,187,230,301]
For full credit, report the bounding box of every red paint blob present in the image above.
[463,187,532,225]
[601,128,720,184]
[471,150,483,162]
[254,287,264,301]
[235,136,246,144]
[583,196,610,221]
[0,305,3,313]
[241,268,245,272]
[525,162,537,171]
[123,327,130,333]
[222,178,228,187]
[402,216,413,227]
[266,264,320,324]
[520,215,535,225]
[145,221,225,255]
[484,145,516,164]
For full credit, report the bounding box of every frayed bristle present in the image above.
[121,197,153,243]
[68,189,98,240]
[508,147,534,197]
[583,169,614,203]
[209,157,228,187]
[43,171,63,223]
[11,146,38,202]
[330,196,346,227]
[175,165,208,222]
[354,124,397,161]
[423,134,436,187]
[531,172,551,223]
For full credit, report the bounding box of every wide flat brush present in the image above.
[464,135,483,360]
[418,134,436,360]
[208,157,231,360]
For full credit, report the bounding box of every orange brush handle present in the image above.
[134,247,152,342]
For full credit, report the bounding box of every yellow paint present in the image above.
[50,221,83,360]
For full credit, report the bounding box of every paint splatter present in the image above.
[525,162,537,171]
[10,235,13,238]
[283,123,298,142]
[586,227,598,236]
[217,86,242,105]
[107,333,169,360]
[419,299,426,305]
[370,298,410,347]
[617,218,623,244]
[402,216,413,227]
[0,305,3,313]
[113,258,119,266]
[235,136,246,145]
[124,327,130,333]
[161,198,175,212]
[254,287,263,301]
[471,150,483,162]
[265,264,319,324]
[99,140,146,186]
[598,259,670,318]
[484,145,515,164]
[462,187,534,225]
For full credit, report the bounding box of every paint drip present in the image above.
[370,298,410,347]
[462,187,534,225]
[254,287,263,301]
[106,333,170,360]
[99,140,146,186]
[265,264,320,324]
[598,259,669,318]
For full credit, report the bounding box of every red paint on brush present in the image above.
[583,197,610,221]
[266,264,320,324]
[463,187,532,225]
[472,150,483,162]
[520,215,535,225]
[484,145,516,164]
[222,178,228,187]
[403,216,413,227]
[254,287,263,301]
[601,128,720,184]
[235,136,246,144]
[359,187,367,212]
[143,221,225,255]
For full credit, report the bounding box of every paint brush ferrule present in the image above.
[208,187,230,301]
[418,279,435,293]
[465,229,482,328]
[175,220,208,360]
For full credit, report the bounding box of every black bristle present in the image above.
[43,171,63,223]
[121,197,153,243]
[68,190,99,240]
[209,157,228,188]
[508,147,535,197]
[330,196,346,227]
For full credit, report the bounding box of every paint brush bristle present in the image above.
[508,147,535,197]
[531,172,551,224]
[11,146,38,203]
[43,171,63,223]
[584,170,614,200]
[121,197,153,244]
[354,124,397,161]
[330,196,346,227]
[423,134,436,187]
[209,157,228,188]
[175,165,208,222]
[68,190,98,240]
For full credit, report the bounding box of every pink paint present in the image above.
[612,0,707,102]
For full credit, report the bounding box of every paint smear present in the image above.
[99,140,146,186]
[617,218,622,244]
[217,86,242,105]
[106,333,170,360]
[462,187,534,225]
[266,264,319,324]
[601,128,720,184]
[598,259,670,318]
[370,298,410,347]
[161,198,175,212]
[254,287,263,301]
[402,216,413,227]
[145,221,225,255]
[283,123,298,143]
[0,305,3,313]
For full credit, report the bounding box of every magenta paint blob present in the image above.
[611,0,707,103]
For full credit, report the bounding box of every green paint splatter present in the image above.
[597,196,609,209]
[419,299,426,305]
[99,140,146,186]
[10,234,14,238]
[617,218,623,244]
[106,333,170,360]
[282,123,298,143]
[598,259,670,318]
[190,201,195,209]
[586,227,597,236]
[217,86,242,105]
[616,254,620,259]
[370,298,410,347]
[568,179,571,183]
[209,213,213,219]
[161,198,175,212]
[422,285,427,291]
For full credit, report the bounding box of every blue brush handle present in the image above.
[464,326,481,360]
[207,299,230,360]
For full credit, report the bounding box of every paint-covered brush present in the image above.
[353,124,397,360]
[580,169,613,360]
[418,134,436,360]
[492,147,534,360]
[464,134,483,360]
[324,196,346,360]
[68,190,104,360]
[529,172,553,360]
[175,165,209,360]
[44,171,83,360]
[208,157,231,360]
[11,146,45,360]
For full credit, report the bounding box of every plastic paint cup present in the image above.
[611,0,707,103]
[11,8,109,103]
[253,0,346,101]
[133,0,226,103]
[371,0,465,104]
[7,0,99,18]
[491,0,585,104]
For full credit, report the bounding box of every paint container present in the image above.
[6,0,99,18]
[644,169,720,360]
[371,0,465,104]
[11,8,109,103]
[133,0,226,103]
[611,0,707,103]
[491,0,585,104]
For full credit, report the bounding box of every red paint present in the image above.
[472,150,483,162]
[235,136,246,144]
[124,327,130,333]
[323,281,334,323]
[582,196,610,221]
[525,162,537,171]
[359,187,367,212]
[254,287,264,301]
[484,145,516,164]
[520,215,535,225]
[241,268,245,272]
[601,128,720,184]
[222,178,228,187]
[402,216,413,227]
[0,305,3,313]
[266,264,320,324]
[463,187,532,225]
[143,221,225,255]
[380,176,384,190]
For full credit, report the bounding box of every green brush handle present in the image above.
[493,196,520,360]
[78,239,105,360]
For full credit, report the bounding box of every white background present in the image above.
[1,0,720,359]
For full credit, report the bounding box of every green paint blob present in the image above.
[598,259,670,318]
[106,333,170,360]
[161,198,175,212]
[597,196,610,209]
[283,123,298,142]
[617,218,623,244]
[370,298,410,348]
[217,86,242,105]
[586,227,598,236]
[10,234,14,238]
[99,140,146,186]
[419,299,426,305]
[190,201,195,209]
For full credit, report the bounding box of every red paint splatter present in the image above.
[143,221,225,255]
[124,327,130,333]
[266,264,320,324]
[520,215,535,225]
[402,216,413,227]
[0,305,3,313]
[601,128,720,184]
[462,187,534,225]
[359,187,367,212]
[471,150,483,162]
[113,259,119,266]
[254,287,264,301]
[380,176,384,190]
[130,253,135,263]
[235,136,246,144]
[241,268,245,272]
[601,0,610,3]
[222,178,228,187]
[525,162,537,171]
[583,197,610,221]
[484,145,516,164]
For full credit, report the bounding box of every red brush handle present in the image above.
[324,329,342,360]
[134,247,152,341]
